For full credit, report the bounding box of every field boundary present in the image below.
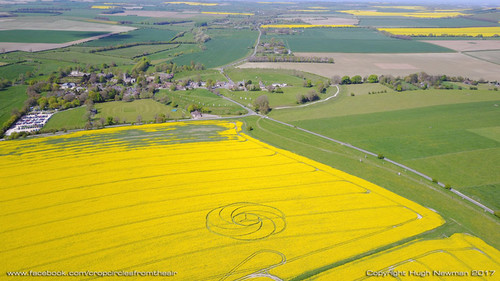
[273,85,340,110]
[259,115,495,214]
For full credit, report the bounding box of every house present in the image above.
[123,74,136,84]
[272,83,287,88]
[60,82,76,89]
[69,70,88,77]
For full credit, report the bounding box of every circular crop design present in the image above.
[206,202,286,241]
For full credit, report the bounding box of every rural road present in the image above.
[220,26,262,85]
[273,85,340,110]
[214,27,495,214]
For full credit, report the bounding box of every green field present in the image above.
[263,28,454,53]
[44,99,185,130]
[156,88,244,116]
[43,106,87,130]
[94,99,184,122]
[359,17,500,28]
[269,87,500,209]
[220,86,336,108]
[0,62,36,80]
[0,30,107,43]
[97,44,179,59]
[148,44,201,64]
[340,83,395,96]
[0,85,27,125]
[82,28,178,47]
[174,69,227,82]
[171,28,258,68]
[225,68,327,86]
[242,115,500,249]
[26,50,133,65]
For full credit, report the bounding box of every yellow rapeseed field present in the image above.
[340,10,469,18]
[201,11,254,16]
[164,1,218,6]
[379,27,500,37]
[291,10,330,12]
[258,2,293,4]
[373,5,428,10]
[1,121,494,280]
[90,5,117,9]
[261,24,356,28]
[315,233,500,280]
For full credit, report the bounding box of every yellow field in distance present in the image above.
[91,5,117,9]
[201,11,254,16]
[258,2,294,4]
[340,10,469,18]
[373,6,428,10]
[380,27,500,37]
[261,24,356,28]
[164,1,218,6]
[0,121,448,280]
[292,10,330,12]
[315,233,500,280]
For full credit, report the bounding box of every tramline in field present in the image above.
[1,121,497,279]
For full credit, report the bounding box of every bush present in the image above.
[377,154,384,159]
[444,184,452,190]
[432,178,438,184]
[494,210,500,218]
[247,126,253,131]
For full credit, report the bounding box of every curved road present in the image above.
[215,25,494,215]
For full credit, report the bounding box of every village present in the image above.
[5,69,289,136]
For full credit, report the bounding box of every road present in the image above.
[213,27,495,214]
[273,85,340,110]
[220,26,262,85]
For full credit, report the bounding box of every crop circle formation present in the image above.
[206,202,286,241]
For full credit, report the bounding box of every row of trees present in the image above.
[296,90,319,104]
[248,56,334,63]
[333,74,379,85]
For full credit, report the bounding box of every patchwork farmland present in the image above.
[1,122,498,279]
[0,0,499,279]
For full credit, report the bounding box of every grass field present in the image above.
[82,28,178,47]
[269,87,500,209]
[220,86,336,108]
[97,44,180,59]
[174,69,227,82]
[261,28,453,53]
[0,62,36,81]
[0,121,449,280]
[0,85,27,126]
[225,68,327,86]
[95,99,184,122]
[242,116,500,250]
[156,88,244,116]
[0,30,107,43]
[171,28,257,68]
[25,50,133,65]
[44,100,185,130]
[148,44,201,64]
[42,107,87,130]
